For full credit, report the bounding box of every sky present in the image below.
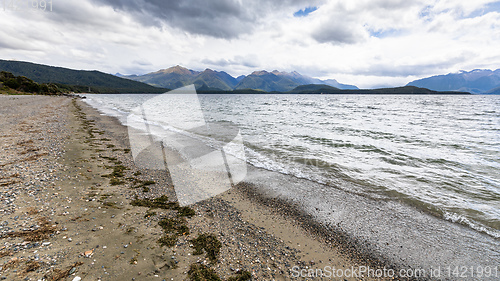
[1,0,500,88]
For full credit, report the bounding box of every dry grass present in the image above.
[48,262,84,281]
[26,207,39,215]
[19,147,39,155]
[17,139,34,146]
[6,217,57,242]
[0,250,13,258]
[0,152,48,167]
[0,173,21,186]
[22,152,49,162]
[70,215,82,221]
[0,180,20,186]
[0,172,19,180]
[23,260,41,273]
[1,257,21,272]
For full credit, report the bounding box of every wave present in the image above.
[83,94,500,240]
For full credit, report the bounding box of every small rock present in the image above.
[72,277,81,281]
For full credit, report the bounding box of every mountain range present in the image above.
[122,66,358,92]
[1,59,498,94]
[407,69,500,94]
[0,59,167,93]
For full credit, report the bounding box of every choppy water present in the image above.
[84,93,500,239]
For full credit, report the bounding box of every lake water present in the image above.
[84,93,500,240]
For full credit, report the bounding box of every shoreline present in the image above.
[83,92,499,277]
[1,95,381,280]
[237,161,500,276]
[77,95,387,279]
[2,94,498,280]
[78,94,500,278]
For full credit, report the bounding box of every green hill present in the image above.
[407,69,500,94]
[127,66,238,91]
[125,65,359,91]
[235,70,298,92]
[485,85,500,95]
[289,84,340,93]
[0,71,61,95]
[192,69,238,91]
[128,66,196,89]
[290,85,471,95]
[0,59,167,93]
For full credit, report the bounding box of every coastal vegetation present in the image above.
[0,59,168,93]
[0,71,62,95]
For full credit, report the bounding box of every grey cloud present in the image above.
[91,0,321,39]
[132,60,153,66]
[310,0,422,45]
[201,58,232,67]
[312,24,362,44]
[354,54,470,77]
[0,40,29,51]
[365,0,421,11]
[310,3,366,45]
[0,28,55,51]
[202,55,259,68]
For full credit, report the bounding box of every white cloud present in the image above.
[0,0,499,88]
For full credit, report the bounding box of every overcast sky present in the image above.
[1,0,499,88]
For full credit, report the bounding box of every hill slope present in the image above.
[407,69,500,94]
[126,66,358,91]
[192,69,238,90]
[0,59,167,93]
[234,70,298,92]
[291,85,471,95]
[126,66,238,91]
[270,70,358,90]
[485,85,500,95]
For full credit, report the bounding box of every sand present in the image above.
[0,95,389,280]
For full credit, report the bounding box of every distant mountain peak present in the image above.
[251,70,271,76]
[125,65,358,92]
[408,68,500,94]
[155,65,196,75]
[270,70,299,77]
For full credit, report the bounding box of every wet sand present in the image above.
[0,95,387,280]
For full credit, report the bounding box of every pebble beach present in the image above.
[0,95,390,280]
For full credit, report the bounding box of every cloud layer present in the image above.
[1,0,499,87]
